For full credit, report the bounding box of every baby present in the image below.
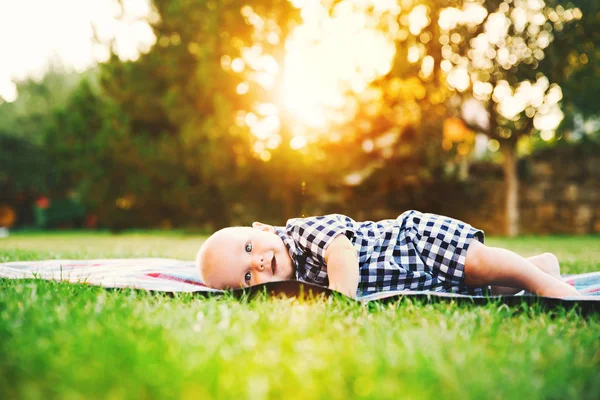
[196,210,580,298]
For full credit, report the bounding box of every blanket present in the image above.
[1,258,598,312]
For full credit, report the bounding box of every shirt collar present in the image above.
[275,227,301,279]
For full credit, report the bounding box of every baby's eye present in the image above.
[244,271,251,284]
[245,242,252,253]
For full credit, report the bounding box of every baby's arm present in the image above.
[325,235,359,298]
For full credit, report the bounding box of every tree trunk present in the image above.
[502,142,519,237]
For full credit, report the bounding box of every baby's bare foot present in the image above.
[528,253,579,297]
[527,253,562,280]
[537,279,580,298]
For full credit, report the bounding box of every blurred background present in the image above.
[0,0,598,236]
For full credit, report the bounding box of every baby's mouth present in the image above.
[271,256,277,275]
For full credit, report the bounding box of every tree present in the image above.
[28,0,592,232]
[235,0,461,220]
[0,67,89,226]
[94,0,300,228]
[0,66,86,145]
[268,0,588,234]
[434,0,583,235]
[540,0,600,138]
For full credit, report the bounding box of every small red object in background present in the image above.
[36,196,50,209]
[85,214,98,229]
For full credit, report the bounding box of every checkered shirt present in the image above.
[275,210,487,297]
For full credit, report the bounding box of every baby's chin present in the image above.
[277,254,294,279]
[282,261,296,280]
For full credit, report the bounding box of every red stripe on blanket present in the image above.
[145,273,206,287]
[584,287,600,294]
[565,279,575,286]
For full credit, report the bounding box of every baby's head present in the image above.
[197,222,294,289]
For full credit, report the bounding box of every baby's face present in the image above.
[199,224,294,289]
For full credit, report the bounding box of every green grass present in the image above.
[1,232,599,399]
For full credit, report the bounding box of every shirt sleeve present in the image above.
[286,214,356,267]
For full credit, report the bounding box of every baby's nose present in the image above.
[251,255,265,270]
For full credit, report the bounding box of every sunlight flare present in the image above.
[280,0,396,129]
[232,1,397,153]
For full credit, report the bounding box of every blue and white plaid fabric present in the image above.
[276,210,487,297]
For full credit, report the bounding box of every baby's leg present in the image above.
[527,253,561,280]
[490,253,562,295]
[464,241,579,298]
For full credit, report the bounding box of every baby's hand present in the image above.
[329,282,356,298]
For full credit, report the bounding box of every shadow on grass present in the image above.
[3,278,598,317]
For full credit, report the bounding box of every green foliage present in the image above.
[89,0,300,229]
[542,0,600,123]
[33,198,87,229]
[3,0,598,230]
[0,134,48,192]
[44,78,209,230]
[0,67,83,144]
[0,68,90,226]
[0,133,49,227]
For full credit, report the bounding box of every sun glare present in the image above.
[236,0,397,151]
[226,0,581,156]
[280,0,396,130]
[0,0,155,102]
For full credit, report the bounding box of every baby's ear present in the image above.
[252,221,275,232]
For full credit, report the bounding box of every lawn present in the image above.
[1,232,599,399]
